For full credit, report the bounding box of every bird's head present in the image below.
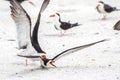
[49,13,61,23]
[99,1,104,4]
[40,54,56,68]
[56,13,60,16]
[97,1,104,7]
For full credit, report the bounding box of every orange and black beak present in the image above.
[50,14,56,17]
[97,4,101,7]
[49,60,56,67]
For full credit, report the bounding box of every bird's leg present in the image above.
[25,59,28,66]
[60,30,64,37]
[102,15,106,20]
[60,30,66,36]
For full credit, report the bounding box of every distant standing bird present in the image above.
[50,13,81,36]
[113,20,120,30]
[6,0,35,6]
[96,1,120,20]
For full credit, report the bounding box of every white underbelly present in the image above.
[98,5,107,14]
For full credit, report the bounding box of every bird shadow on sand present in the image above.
[57,9,77,13]
[10,65,88,78]
[10,66,79,77]
[91,17,118,22]
[43,33,76,37]
[10,67,49,77]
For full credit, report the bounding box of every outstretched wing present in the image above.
[7,0,25,3]
[40,0,50,13]
[104,4,113,12]
[10,0,31,49]
[113,20,120,30]
[52,39,107,62]
[31,0,50,53]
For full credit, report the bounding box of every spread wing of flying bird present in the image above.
[113,20,120,30]
[10,0,49,53]
[17,39,108,63]
[7,0,35,6]
[40,0,50,13]
[7,0,26,3]
[10,0,32,49]
[51,39,107,62]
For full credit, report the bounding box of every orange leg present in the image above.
[25,59,28,66]
[60,31,64,36]
[102,15,106,20]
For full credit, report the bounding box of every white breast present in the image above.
[97,3,107,14]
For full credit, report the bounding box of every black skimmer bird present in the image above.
[113,20,120,30]
[6,0,35,6]
[10,0,107,68]
[96,1,120,20]
[50,13,81,36]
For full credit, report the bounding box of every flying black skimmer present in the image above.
[50,13,81,36]
[10,0,107,68]
[113,20,120,30]
[6,0,35,6]
[96,1,120,20]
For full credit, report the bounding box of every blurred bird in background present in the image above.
[6,0,35,6]
[96,1,120,20]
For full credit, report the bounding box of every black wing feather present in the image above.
[104,4,115,13]
[7,0,26,3]
[40,0,50,13]
[31,0,50,53]
[113,20,120,30]
[52,39,107,61]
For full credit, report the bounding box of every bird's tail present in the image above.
[113,7,120,11]
[115,9,120,11]
[71,23,81,27]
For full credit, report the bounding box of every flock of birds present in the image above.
[7,0,120,68]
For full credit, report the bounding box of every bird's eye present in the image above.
[41,55,46,59]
